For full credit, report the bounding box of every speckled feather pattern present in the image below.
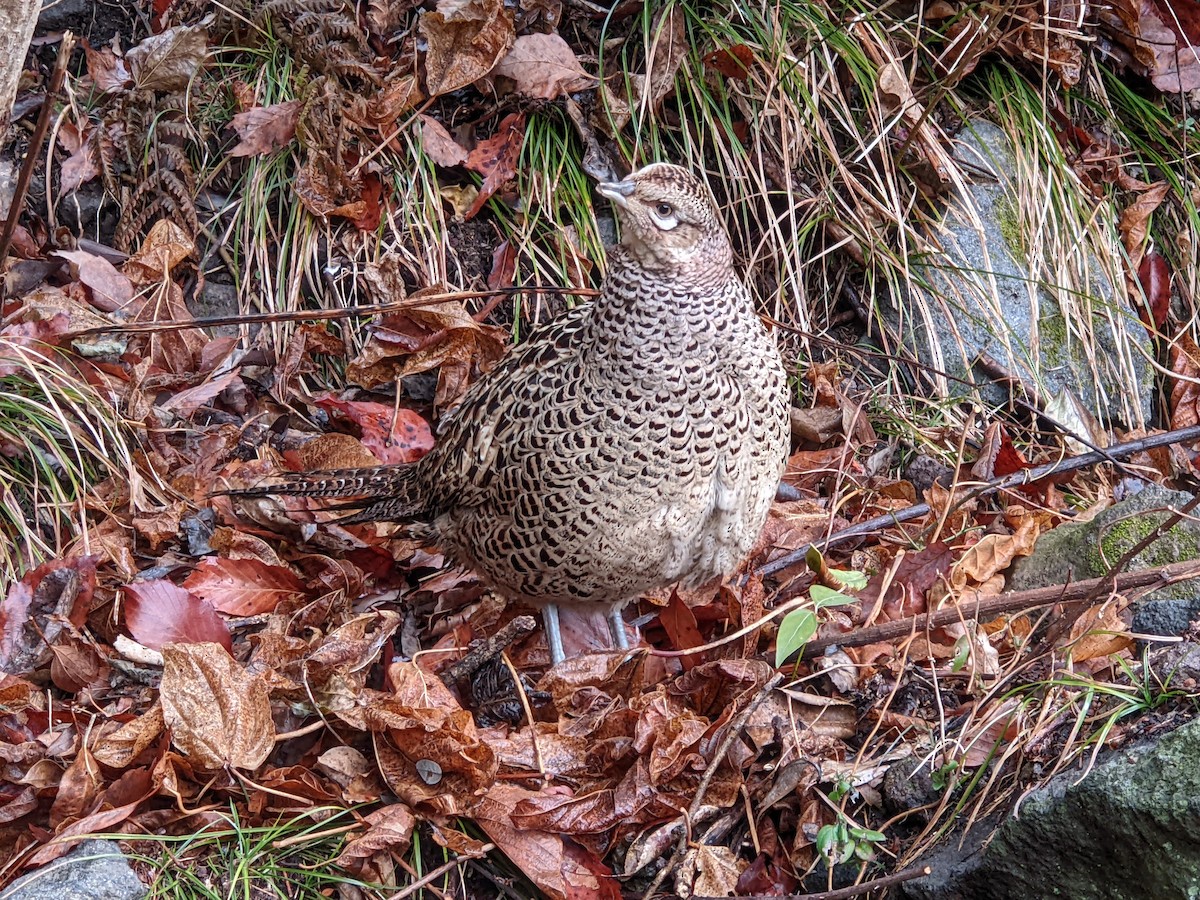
[244,165,790,613]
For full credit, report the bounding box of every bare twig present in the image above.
[447,614,538,683]
[0,31,75,273]
[788,558,1200,664]
[384,843,495,900]
[758,424,1200,579]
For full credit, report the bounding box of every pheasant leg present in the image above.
[608,606,629,650]
[543,603,566,665]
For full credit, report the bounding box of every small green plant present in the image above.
[815,817,887,865]
[775,551,868,667]
[931,760,960,791]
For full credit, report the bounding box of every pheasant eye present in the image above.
[655,203,673,217]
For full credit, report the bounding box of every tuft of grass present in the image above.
[0,344,148,594]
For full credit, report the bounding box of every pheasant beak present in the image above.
[597,179,636,209]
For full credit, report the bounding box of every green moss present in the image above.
[1087,514,1200,572]
[1039,311,1070,369]
[994,194,1025,266]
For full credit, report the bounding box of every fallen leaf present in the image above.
[160,642,275,770]
[54,250,135,313]
[229,100,303,157]
[311,395,435,463]
[82,39,132,94]
[702,44,754,80]
[492,33,595,100]
[57,123,99,193]
[464,112,525,219]
[127,24,208,91]
[123,579,232,651]
[419,114,468,167]
[419,0,515,96]
[183,556,308,617]
[0,556,96,676]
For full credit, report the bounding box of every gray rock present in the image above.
[884,120,1152,427]
[1008,484,1200,635]
[0,839,146,900]
[901,717,1200,900]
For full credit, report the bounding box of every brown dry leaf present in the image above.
[347,299,508,408]
[419,0,515,96]
[419,114,468,167]
[334,804,417,868]
[464,112,525,219]
[91,702,166,768]
[160,642,275,770]
[1099,0,1200,92]
[123,579,232,651]
[49,636,109,693]
[58,122,99,193]
[366,661,498,815]
[1169,333,1200,429]
[54,250,134,313]
[476,783,619,900]
[1068,599,1133,662]
[183,556,308,617]
[229,100,303,157]
[492,33,595,99]
[131,502,186,552]
[82,39,132,94]
[949,511,1042,589]
[293,433,381,471]
[677,845,746,898]
[1119,181,1170,265]
[126,24,208,91]
[123,219,196,285]
[961,699,1022,767]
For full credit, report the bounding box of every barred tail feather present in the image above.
[223,464,430,521]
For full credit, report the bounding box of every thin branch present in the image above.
[759,424,1200,579]
[789,558,1200,664]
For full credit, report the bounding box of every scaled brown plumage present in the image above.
[229,163,791,663]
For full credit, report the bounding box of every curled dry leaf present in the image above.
[0,556,96,676]
[160,642,275,770]
[492,33,596,100]
[1098,0,1200,92]
[91,702,166,768]
[419,0,515,97]
[1169,333,1200,429]
[229,100,304,157]
[123,579,232,651]
[334,803,417,869]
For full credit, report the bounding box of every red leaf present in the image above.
[658,590,705,669]
[702,44,754,80]
[123,580,232,651]
[1137,250,1171,332]
[183,557,308,616]
[313,396,434,464]
[488,240,516,291]
[464,113,525,220]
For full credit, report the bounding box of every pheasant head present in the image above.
[597,163,733,285]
